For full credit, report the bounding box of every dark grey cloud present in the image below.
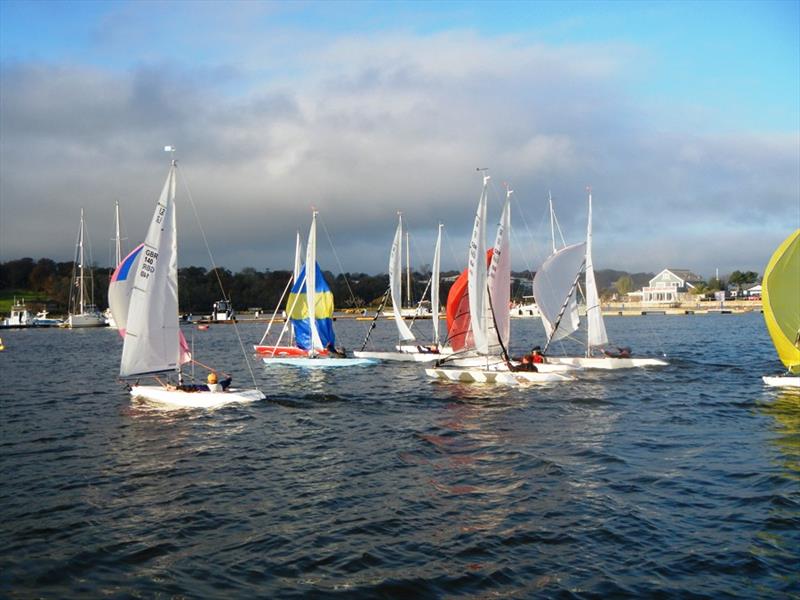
[1,32,797,280]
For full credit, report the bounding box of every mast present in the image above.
[114,200,122,266]
[548,191,557,254]
[405,231,411,308]
[78,208,85,314]
[585,187,608,354]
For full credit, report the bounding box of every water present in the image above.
[1,314,798,598]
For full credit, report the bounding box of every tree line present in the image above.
[1,256,758,316]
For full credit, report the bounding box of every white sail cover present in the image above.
[533,242,587,344]
[120,164,187,377]
[487,190,511,353]
[585,192,608,349]
[390,215,416,342]
[431,224,442,346]
[306,211,324,354]
[468,178,489,354]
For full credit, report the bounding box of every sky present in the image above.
[1,0,798,279]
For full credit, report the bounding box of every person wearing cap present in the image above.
[531,347,545,364]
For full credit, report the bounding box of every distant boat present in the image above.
[355,217,451,363]
[258,210,374,367]
[112,153,264,407]
[535,191,667,370]
[1,298,34,328]
[66,208,106,328]
[762,229,800,388]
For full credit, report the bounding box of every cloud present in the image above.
[1,29,797,280]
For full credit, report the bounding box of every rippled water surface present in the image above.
[1,314,798,598]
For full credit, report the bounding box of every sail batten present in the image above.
[763,229,800,373]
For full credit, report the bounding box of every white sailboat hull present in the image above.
[425,368,572,385]
[546,356,668,369]
[130,385,265,408]
[353,351,434,362]
[762,375,800,388]
[436,355,577,373]
[263,357,376,368]
[66,313,108,328]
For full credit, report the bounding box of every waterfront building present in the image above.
[641,269,703,304]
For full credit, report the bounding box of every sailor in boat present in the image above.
[603,346,632,358]
[511,354,538,372]
[325,342,347,358]
[169,371,232,393]
[531,346,546,364]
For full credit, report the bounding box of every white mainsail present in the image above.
[120,163,187,377]
[487,187,512,354]
[585,191,608,350]
[533,242,587,344]
[468,174,490,354]
[431,223,443,347]
[305,211,324,355]
[390,214,416,342]
[293,231,303,285]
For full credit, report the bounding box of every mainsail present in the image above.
[468,175,490,354]
[487,188,512,354]
[584,191,608,350]
[763,229,800,373]
[120,163,191,377]
[431,224,442,347]
[390,214,416,342]
[533,242,587,344]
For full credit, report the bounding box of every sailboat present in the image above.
[762,229,800,388]
[354,217,451,362]
[105,201,124,329]
[66,208,107,328]
[260,210,374,368]
[426,175,572,385]
[112,155,264,407]
[535,190,667,369]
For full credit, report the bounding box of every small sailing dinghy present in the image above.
[762,228,800,388]
[535,191,668,370]
[112,155,264,407]
[426,176,573,386]
[260,210,374,368]
[354,217,452,363]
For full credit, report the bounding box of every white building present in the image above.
[641,269,703,304]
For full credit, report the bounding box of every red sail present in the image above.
[446,249,493,351]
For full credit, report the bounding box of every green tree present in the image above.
[614,275,634,296]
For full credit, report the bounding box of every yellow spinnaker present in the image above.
[763,229,800,374]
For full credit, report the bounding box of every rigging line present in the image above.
[269,273,306,354]
[317,215,359,306]
[175,164,260,391]
[543,262,585,355]
[257,275,293,346]
[359,287,390,351]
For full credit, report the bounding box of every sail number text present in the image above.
[139,249,159,279]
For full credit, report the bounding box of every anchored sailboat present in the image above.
[66,208,106,328]
[536,190,667,369]
[113,154,264,407]
[762,229,800,388]
[105,201,125,329]
[259,210,374,368]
